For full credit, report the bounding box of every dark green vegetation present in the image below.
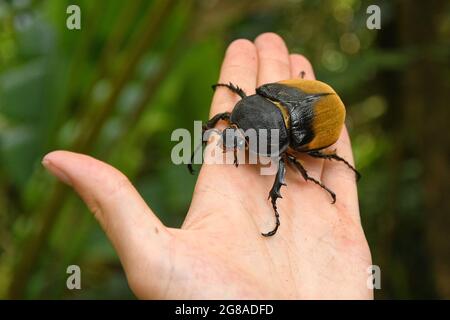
[1,0,449,299]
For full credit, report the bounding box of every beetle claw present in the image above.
[330,191,336,204]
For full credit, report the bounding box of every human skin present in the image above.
[42,33,373,299]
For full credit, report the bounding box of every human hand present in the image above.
[42,33,372,299]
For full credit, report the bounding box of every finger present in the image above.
[42,151,171,274]
[321,127,360,221]
[289,53,323,180]
[254,32,291,85]
[210,39,258,117]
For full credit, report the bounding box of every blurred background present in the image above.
[0,0,449,299]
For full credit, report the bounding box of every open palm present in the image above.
[43,33,372,299]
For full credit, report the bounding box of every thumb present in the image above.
[42,150,172,295]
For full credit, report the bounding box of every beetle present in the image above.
[188,73,360,237]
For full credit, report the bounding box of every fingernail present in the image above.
[42,157,72,186]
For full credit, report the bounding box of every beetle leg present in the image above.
[188,143,205,174]
[188,112,231,174]
[212,82,247,99]
[262,157,286,237]
[287,155,336,204]
[307,150,361,181]
[299,70,305,79]
[205,112,231,129]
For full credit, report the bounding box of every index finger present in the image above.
[210,39,258,117]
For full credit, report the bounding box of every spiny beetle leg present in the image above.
[188,142,205,174]
[307,150,361,181]
[288,155,336,204]
[262,157,286,237]
[212,82,247,99]
[187,112,231,174]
